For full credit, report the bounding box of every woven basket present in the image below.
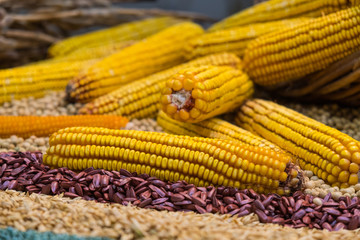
[0,0,210,69]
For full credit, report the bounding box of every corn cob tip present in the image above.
[161,65,253,123]
[65,83,77,103]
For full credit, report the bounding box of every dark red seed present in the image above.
[323,208,341,216]
[272,217,285,224]
[321,222,332,231]
[64,192,79,199]
[174,200,192,206]
[191,196,206,207]
[254,200,265,211]
[50,181,59,194]
[120,169,132,177]
[152,198,169,205]
[41,184,51,195]
[149,185,166,198]
[255,209,268,223]
[0,164,7,177]
[8,180,18,190]
[11,165,27,176]
[348,216,359,230]
[294,199,303,212]
[113,192,124,203]
[195,205,207,214]
[302,216,311,225]
[292,209,306,220]
[223,196,235,205]
[151,179,166,188]
[171,193,185,202]
[74,183,84,196]
[92,174,101,188]
[138,198,152,208]
[206,204,213,213]
[101,175,110,187]
[333,222,345,231]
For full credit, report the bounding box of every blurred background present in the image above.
[0,0,259,68]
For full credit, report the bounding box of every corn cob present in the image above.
[185,18,308,59]
[49,17,182,57]
[157,110,285,153]
[47,41,135,63]
[0,60,95,104]
[0,40,134,104]
[243,6,360,88]
[160,65,253,123]
[79,53,242,119]
[67,22,204,103]
[235,99,360,188]
[0,116,128,138]
[44,127,303,195]
[209,0,358,31]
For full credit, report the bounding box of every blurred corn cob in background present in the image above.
[243,6,360,88]
[66,22,204,103]
[49,17,183,57]
[160,65,253,122]
[209,0,359,31]
[0,41,133,104]
[235,99,360,188]
[185,18,308,59]
[0,116,128,138]
[157,110,286,153]
[79,53,242,119]
[44,127,303,195]
[274,50,360,106]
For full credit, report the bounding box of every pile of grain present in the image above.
[1,190,359,240]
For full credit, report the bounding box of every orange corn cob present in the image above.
[0,116,128,138]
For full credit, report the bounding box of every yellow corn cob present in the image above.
[48,41,135,63]
[185,18,308,59]
[79,53,242,119]
[0,40,133,104]
[67,22,204,103]
[44,127,303,195]
[49,17,182,57]
[0,116,128,138]
[157,110,285,153]
[0,60,95,104]
[235,99,360,188]
[243,6,360,88]
[209,0,358,31]
[160,65,253,123]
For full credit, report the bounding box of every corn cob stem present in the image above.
[209,0,358,31]
[0,116,128,138]
[235,99,360,188]
[160,65,253,123]
[79,53,242,119]
[185,18,308,59]
[243,6,360,88]
[49,17,182,57]
[44,127,303,195]
[66,22,204,103]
